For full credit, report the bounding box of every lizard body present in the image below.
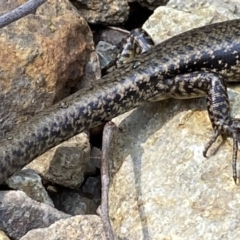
[1,19,240,183]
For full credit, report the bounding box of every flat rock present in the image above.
[54,190,97,215]
[143,0,240,44]
[108,88,240,239]
[20,215,105,240]
[108,2,240,239]
[27,133,90,188]
[0,191,70,240]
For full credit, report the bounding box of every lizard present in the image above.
[1,19,240,184]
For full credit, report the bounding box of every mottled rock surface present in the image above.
[0,0,100,137]
[27,133,90,188]
[107,1,240,239]
[72,0,129,25]
[20,215,105,240]
[129,0,169,10]
[6,169,54,206]
[54,190,97,215]
[143,0,240,44]
[109,89,240,239]
[96,41,118,70]
[0,191,70,240]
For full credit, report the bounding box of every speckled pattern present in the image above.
[1,19,240,183]
[116,28,154,67]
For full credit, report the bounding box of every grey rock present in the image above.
[20,215,105,240]
[82,176,101,204]
[6,169,54,207]
[0,191,70,240]
[129,0,169,10]
[27,133,91,189]
[108,88,240,239]
[107,2,240,238]
[96,41,118,70]
[73,0,129,25]
[55,190,97,215]
[97,28,129,46]
[143,1,240,45]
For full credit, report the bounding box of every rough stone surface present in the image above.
[0,191,70,240]
[20,215,105,240]
[27,133,90,188]
[72,0,129,25]
[6,169,54,206]
[96,41,118,70]
[0,0,100,137]
[96,28,128,46]
[107,2,240,239]
[143,1,240,44]
[129,0,169,10]
[82,176,101,204]
[54,190,97,215]
[108,88,240,239]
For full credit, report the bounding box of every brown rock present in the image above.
[0,0,100,137]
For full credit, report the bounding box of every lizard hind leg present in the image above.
[205,107,240,184]
[203,72,240,183]
[227,119,240,184]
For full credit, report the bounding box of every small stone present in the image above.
[0,191,70,239]
[6,169,54,207]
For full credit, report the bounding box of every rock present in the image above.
[108,88,240,239]
[96,41,118,70]
[27,133,90,189]
[0,191,70,240]
[96,28,129,46]
[0,0,100,137]
[20,215,105,240]
[129,0,169,10]
[82,176,101,204]
[88,147,101,172]
[72,0,129,25]
[107,2,240,239]
[6,169,54,207]
[143,0,240,44]
[54,190,97,215]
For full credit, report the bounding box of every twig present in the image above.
[107,26,130,35]
[0,0,47,29]
[97,121,116,240]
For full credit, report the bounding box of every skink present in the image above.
[1,19,240,183]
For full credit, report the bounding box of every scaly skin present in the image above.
[1,19,240,183]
